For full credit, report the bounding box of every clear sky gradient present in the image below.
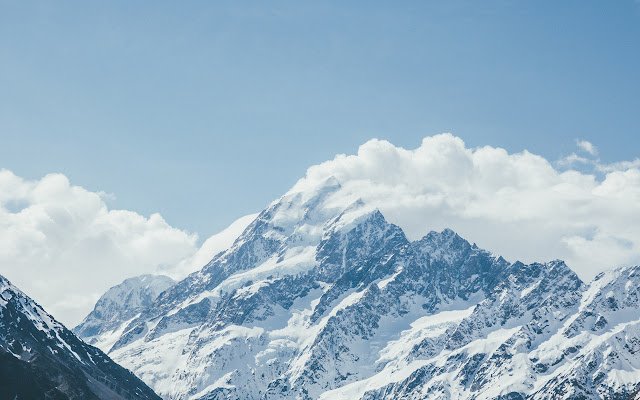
[1,0,639,238]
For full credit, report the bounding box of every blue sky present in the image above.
[1,0,639,237]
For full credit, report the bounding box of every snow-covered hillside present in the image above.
[78,176,640,400]
[0,273,160,399]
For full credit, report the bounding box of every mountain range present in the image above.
[62,176,640,400]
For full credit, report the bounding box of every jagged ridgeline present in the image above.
[72,177,640,400]
[0,274,161,400]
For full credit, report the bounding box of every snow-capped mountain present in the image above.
[74,274,176,352]
[78,177,640,399]
[0,273,160,400]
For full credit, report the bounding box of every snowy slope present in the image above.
[0,273,160,400]
[73,215,259,354]
[78,176,640,400]
[172,213,260,277]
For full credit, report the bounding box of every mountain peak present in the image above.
[412,227,476,263]
[73,274,175,352]
[421,227,466,244]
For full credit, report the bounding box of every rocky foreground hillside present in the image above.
[0,274,160,400]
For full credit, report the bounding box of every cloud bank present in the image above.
[291,134,640,280]
[0,170,203,325]
[2,134,638,324]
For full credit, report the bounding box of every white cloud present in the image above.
[291,134,640,281]
[576,139,598,156]
[0,170,203,326]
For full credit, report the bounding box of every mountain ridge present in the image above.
[77,177,640,399]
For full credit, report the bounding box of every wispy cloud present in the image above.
[596,158,640,173]
[576,139,598,156]
[557,139,640,174]
[557,152,590,167]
